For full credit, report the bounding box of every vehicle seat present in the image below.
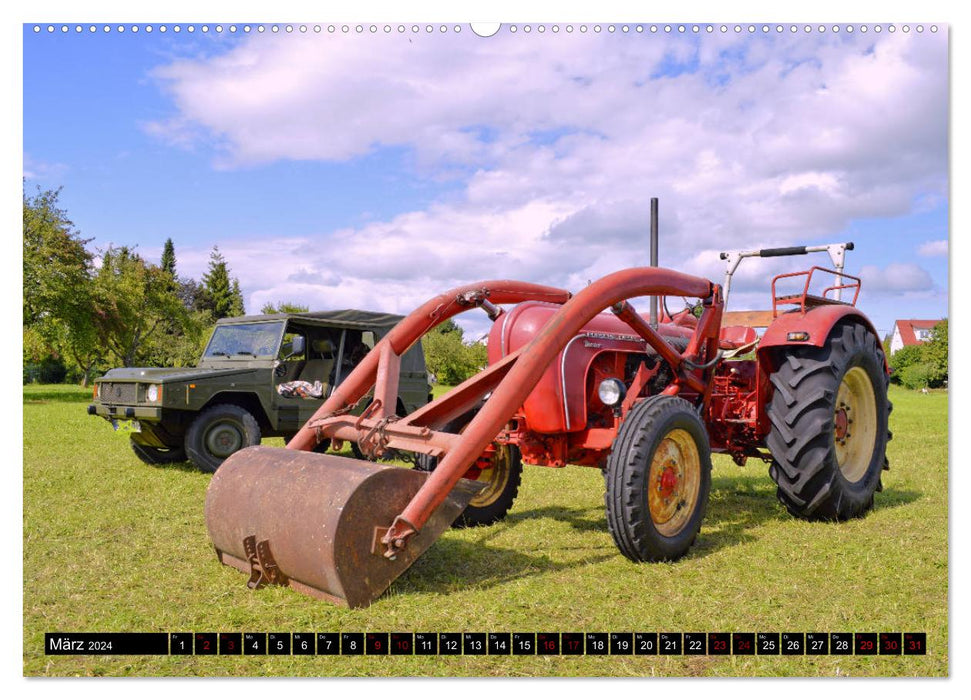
[298,338,336,384]
[718,325,759,351]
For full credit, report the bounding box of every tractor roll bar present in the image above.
[719,241,855,306]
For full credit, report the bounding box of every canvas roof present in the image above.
[218,309,404,329]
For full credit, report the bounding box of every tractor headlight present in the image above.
[597,378,626,406]
[146,384,160,402]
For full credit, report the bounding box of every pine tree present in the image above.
[229,279,245,317]
[160,238,177,277]
[200,247,234,319]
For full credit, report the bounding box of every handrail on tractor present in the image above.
[719,242,854,308]
[771,266,862,315]
[288,267,723,559]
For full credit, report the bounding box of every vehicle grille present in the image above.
[100,382,138,404]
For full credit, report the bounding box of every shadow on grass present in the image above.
[694,474,785,555]
[875,487,922,509]
[146,460,208,475]
[407,472,925,594]
[397,536,615,597]
[504,505,607,533]
[697,472,922,555]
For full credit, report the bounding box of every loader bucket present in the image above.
[204,446,483,608]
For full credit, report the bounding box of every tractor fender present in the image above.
[758,306,887,371]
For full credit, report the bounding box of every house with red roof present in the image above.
[889,319,941,355]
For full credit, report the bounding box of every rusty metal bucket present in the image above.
[204,446,482,608]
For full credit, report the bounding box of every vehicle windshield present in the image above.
[202,321,284,360]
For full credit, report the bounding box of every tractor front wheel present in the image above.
[605,395,712,562]
[414,412,523,527]
[765,321,891,520]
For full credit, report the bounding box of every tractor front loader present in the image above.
[206,245,890,607]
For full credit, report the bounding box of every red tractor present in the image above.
[206,242,890,607]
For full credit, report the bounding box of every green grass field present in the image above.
[23,384,948,677]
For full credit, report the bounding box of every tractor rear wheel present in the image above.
[766,320,891,520]
[605,395,712,562]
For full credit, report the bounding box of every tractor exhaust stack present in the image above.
[650,197,659,328]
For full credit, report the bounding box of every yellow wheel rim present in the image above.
[834,366,878,483]
[647,428,702,537]
[470,445,512,508]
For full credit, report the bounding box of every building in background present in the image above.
[889,319,941,355]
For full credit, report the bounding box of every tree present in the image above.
[422,321,487,385]
[22,185,104,385]
[91,247,189,367]
[160,238,177,277]
[23,186,92,325]
[924,319,948,386]
[199,246,245,319]
[888,319,948,389]
[229,279,245,317]
[260,301,310,314]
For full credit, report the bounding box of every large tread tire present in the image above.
[766,320,891,521]
[130,439,186,465]
[414,410,523,528]
[185,404,261,473]
[605,395,712,562]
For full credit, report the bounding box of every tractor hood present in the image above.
[98,366,259,384]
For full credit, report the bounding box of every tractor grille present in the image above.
[100,382,138,404]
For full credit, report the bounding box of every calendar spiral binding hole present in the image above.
[34,24,940,36]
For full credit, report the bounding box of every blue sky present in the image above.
[23,22,949,340]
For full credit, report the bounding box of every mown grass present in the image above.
[23,384,947,676]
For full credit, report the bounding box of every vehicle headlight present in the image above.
[146,384,160,402]
[597,378,626,406]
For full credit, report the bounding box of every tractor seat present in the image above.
[718,325,759,351]
[298,338,336,384]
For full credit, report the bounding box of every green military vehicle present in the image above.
[88,310,432,472]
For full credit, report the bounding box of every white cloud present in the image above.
[858,263,934,293]
[145,30,948,326]
[23,154,68,180]
[918,239,948,257]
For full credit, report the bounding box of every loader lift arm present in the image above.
[290,268,722,559]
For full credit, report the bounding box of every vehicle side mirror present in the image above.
[290,335,305,357]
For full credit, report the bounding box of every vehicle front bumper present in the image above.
[88,404,163,421]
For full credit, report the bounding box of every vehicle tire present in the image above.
[130,439,186,465]
[605,395,712,562]
[414,408,523,527]
[185,404,262,473]
[416,444,523,528]
[766,320,891,521]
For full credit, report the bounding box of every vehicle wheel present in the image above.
[605,395,712,562]
[416,444,523,527]
[766,321,891,520]
[185,404,261,473]
[130,439,186,465]
[414,407,523,527]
